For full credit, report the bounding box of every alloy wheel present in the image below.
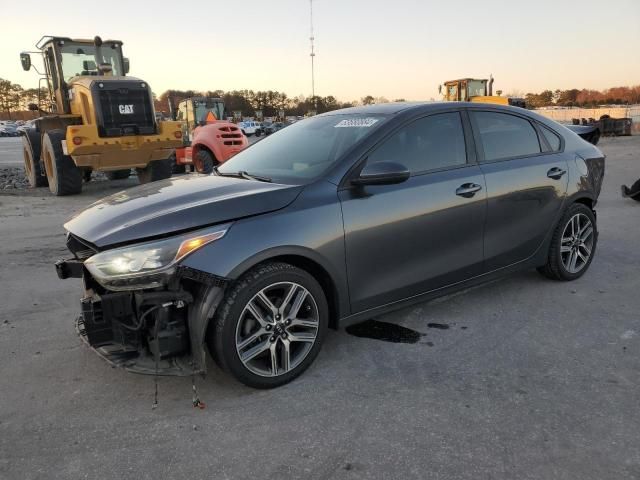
[235,282,319,377]
[560,213,594,274]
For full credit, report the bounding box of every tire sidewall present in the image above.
[215,265,329,388]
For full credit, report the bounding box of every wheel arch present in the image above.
[226,248,346,330]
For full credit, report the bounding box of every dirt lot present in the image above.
[0,136,639,479]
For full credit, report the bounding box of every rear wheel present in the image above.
[208,262,328,389]
[136,158,172,184]
[193,149,217,174]
[41,129,82,196]
[105,169,131,180]
[22,136,47,188]
[537,203,597,281]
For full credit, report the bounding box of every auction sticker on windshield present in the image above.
[334,118,379,128]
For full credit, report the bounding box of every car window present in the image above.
[539,124,561,151]
[219,114,388,184]
[471,111,541,161]
[368,112,467,174]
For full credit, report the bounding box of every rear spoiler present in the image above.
[566,125,600,145]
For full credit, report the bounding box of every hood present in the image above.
[65,175,303,248]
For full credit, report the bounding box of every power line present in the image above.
[309,0,316,100]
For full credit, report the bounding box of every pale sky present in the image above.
[2,0,639,101]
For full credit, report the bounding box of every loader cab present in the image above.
[21,36,128,114]
[442,78,490,102]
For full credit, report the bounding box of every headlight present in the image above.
[85,224,229,290]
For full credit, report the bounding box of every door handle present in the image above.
[547,167,566,180]
[455,183,482,198]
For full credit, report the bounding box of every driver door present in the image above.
[339,111,487,313]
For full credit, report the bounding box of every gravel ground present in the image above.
[0,136,639,480]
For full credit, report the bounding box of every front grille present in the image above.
[93,81,156,137]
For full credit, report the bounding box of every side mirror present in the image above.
[123,57,130,74]
[352,161,410,186]
[28,103,39,111]
[20,52,31,71]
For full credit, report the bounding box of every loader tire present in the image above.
[136,159,173,184]
[193,149,217,174]
[42,130,82,196]
[22,135,47,188]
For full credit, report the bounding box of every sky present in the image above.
[1,0,639,102]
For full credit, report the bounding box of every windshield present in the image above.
[59,43,124,82]
[468,80,487,97]
[218,114,387,184]
[194,99,224,122]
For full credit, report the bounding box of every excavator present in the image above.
[19,35,183,195]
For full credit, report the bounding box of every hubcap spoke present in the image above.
[287,289,308,320]
[287,332,316,343]
[269,343,279,376]
[246,301,270,328]
[281,340,291,373]
[257,292,278,317]
[288,318,318,329]
[580,226,593,242]
[241,338,271,363]
[237,328,267,351]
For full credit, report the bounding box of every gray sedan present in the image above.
[57,102,605,388]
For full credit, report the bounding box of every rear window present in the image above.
[471,111,541,161]
[540,124,562,151]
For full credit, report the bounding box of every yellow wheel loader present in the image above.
[20,36,183,195]
[440,77,526,108]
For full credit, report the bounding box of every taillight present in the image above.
[72,137,82,145]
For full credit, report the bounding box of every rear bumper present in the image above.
[65,121,183,170]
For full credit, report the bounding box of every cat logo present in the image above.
[118,104,134,114]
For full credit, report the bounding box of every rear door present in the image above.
[468,109,570,271]
[339,110,487,313]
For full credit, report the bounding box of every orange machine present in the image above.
[172,97,248,174]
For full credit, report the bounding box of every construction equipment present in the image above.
[19,36,183,195]
[440,77,526,108]
[170,97,248,174]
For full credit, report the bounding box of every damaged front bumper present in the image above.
[57,257,228,377]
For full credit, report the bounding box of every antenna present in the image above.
[309,0,316,100]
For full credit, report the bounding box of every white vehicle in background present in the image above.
[238,121,262,137]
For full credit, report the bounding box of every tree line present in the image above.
[154,90,401,118]
[522,86,640,108]
[2,75,639,120]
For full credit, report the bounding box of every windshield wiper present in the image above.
[214,167,272,183]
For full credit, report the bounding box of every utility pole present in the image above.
[309,0,316,108]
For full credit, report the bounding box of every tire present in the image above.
[537,203,598,281]
[105,169,131,180]
[169,152,186,174]
[193,149,217,174]
[41,129,82,196]
[136,158,173,184]
[208,262,328,389]
[22,136,47,187]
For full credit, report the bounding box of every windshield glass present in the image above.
[468,80,487,97]
[59,43,124,82]
[194,99,224,122]
[218,114,387,184]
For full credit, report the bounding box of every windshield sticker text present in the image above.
[334,118,379,128]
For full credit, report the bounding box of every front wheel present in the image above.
[208,262,328,388]
[193,149,217,174]
[537,203,597,281]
